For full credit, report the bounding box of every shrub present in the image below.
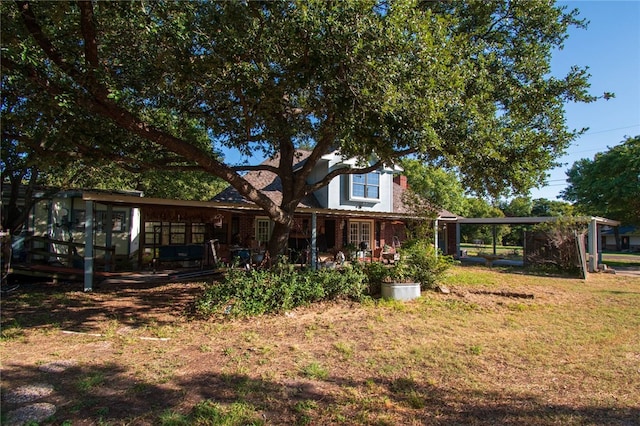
[400,239,455,290]
[196,258,367,318]
[525,218,588,274]
[364,262,388,295]
[364,239,455,292]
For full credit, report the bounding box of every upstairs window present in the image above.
[350,172,380,201]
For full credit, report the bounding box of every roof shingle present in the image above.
[212,151,321,208]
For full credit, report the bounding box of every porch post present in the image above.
[588,217,597,273]
[84,200,95,291]
[311,212,317,270]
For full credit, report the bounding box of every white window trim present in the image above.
[348,219,374,250]
[348,172,381,202]
[255,217,272,245]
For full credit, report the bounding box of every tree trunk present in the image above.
[614,226,621,251]
[4,172,39,235]
[268,219,294,261]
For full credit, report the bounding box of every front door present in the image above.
[349,220,373,250]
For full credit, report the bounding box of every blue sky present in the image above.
[529,0,640,201]
[224,1,640,201]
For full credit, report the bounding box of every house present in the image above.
[601,226,640,251]
[210,150,460,262]
[3,150,459,290]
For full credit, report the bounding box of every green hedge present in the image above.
[196,241,453,318]
[196,260,368,318]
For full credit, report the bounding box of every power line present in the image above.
[565,125,640,155]
[569,147,606,155]
[580,124,639,136]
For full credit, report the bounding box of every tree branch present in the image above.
[78,1,99,71]
[5,48,286,222]
[305,160,384,194]
[16,1,85,84]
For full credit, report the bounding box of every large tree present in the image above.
[562,135,640,225]
[1,0,597,255]
[400,159,468,215]
[1,70,226,232]
[531,198,574,217]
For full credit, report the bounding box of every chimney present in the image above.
[394,175,408,189]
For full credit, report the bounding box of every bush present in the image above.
[364,239,455,292]
[196,259,367,318]
[364,262,388,295]
[525,218,588,274]
[401,240,455,290]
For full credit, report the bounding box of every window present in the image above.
[192,223,205,244]
[72,209,86,230]
[145,222,203,245]
[96,211,126,232]
[350,172,380,201]
[72,209,126,232]
[349,220,372,249]
[255,218,271,245]
[145,221,162,245]
[170,223,186,244]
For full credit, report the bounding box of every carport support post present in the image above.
[311,212,317,270]
[84,200,95,291]
[434,219,439,259]
[104,205,113,272]
[456,221,461,257]
[588,217,598,273]
[492,224,497,255]
[597,224,603,265]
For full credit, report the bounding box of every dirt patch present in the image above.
[2,271,639,425]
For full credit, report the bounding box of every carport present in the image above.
[455,216,620,273]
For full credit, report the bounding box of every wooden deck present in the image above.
[9,263,221,286]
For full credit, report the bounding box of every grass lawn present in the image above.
[1,266,639,425]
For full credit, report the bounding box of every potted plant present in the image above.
[380,251,421,300]
[367,239,454,301]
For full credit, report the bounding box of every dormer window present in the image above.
[350,172,380,201]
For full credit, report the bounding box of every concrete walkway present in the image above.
[460,256,524,267]
[609,266,640,277]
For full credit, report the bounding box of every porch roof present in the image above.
[457,216,620,226]
[81,191,456,221]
